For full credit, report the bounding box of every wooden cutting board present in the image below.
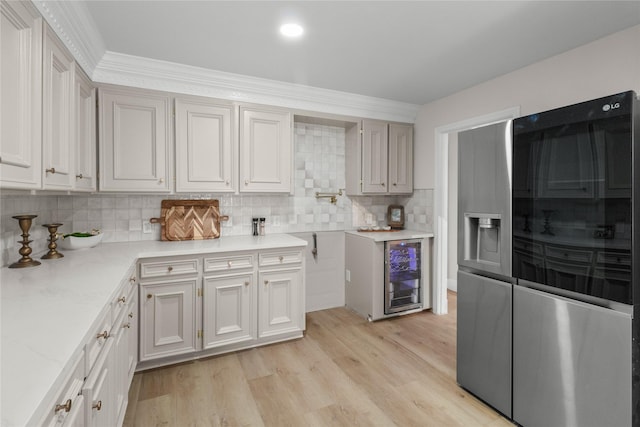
[149,200,228,241]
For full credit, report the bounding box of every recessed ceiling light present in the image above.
[280,23,304,38]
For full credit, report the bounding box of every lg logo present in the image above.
[602,102,621,112]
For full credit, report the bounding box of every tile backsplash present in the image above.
[0,123,432,266]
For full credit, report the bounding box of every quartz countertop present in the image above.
[0,234,307,427]
[345,229,434,242]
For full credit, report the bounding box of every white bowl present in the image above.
[59,233,103,250]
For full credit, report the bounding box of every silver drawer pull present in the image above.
[117,296,126,304]
[55,399,72,413]
[228,261,233,268]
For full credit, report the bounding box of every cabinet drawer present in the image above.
[204,254,254,273]
[42,351,85,427]
[259,250,303,267]
[139,258,199,279]
[513,238,543,255]
[545,246,593,264]
[85,309,112,374]
[596,251,631,268]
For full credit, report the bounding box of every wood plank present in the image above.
[125,292,512,426]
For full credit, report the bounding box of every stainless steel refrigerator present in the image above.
[456,120,513,418]
[511,91,636,427]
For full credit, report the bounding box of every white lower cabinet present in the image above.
[258,268,303,338]
[203,272,256,349]
[137,246,305,368]
[82,339,115,427]
[38,268,138,427]
[139,279,199,361]
[42,351,85,427]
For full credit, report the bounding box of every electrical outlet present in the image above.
[365,213,374,225]
[345,269,351,282]
[142,220,152,234]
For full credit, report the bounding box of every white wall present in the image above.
[414,24,640,190]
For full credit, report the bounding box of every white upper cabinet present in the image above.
[175,97,236,192]
[73,65,96,192]
[388,123,413,194]
[0,1,43,189]
[346,119,413,195]
[361,119,389,193]
[99,86,171,192]
[42,24,75,190]
[240,106,292,193]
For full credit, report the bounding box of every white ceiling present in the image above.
[83,1,640,106]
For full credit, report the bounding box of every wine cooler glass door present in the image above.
[385,239,422,314]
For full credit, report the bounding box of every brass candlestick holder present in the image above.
[9,215,41,268]
[42,223,64,259]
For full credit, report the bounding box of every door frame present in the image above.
[432,106,520,314]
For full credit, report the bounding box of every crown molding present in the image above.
[30,1,419,122]
[93,52,420,123]
[31,0,105,75]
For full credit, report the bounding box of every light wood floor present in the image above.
[124,292,512,426]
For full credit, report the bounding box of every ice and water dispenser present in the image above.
[462,213,502,266]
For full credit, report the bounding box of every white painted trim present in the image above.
[30,1,419,123]
[92,52,420,123]
[32,1,105,75]
[432,106,520,315]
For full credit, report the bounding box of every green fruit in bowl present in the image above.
[63,229,101,238]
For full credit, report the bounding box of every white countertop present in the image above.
[0,234,306,427]
[345,229,434,242]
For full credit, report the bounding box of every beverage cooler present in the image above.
[385,240,422,314]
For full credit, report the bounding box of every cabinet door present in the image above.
[126,291,138,383]
[361,119,388,193]
[83,338,116,427]
[258,268,303,338]
[240,107,291,193]
[73,65,96,191]
[0,1,42,189]
[99,87,171,192]
[175,98,235,192]
[203,273,256,349]
[140,279,198,361]
[42,25,75,190]
[113,292,137,426]
[388,123,413,194]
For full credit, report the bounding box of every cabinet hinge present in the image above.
[197,288,202,297]
[197,330,202,338]
[359,129,363,135]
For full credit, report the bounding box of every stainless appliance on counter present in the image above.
[457,120,513,418]
[512,91,638,427]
